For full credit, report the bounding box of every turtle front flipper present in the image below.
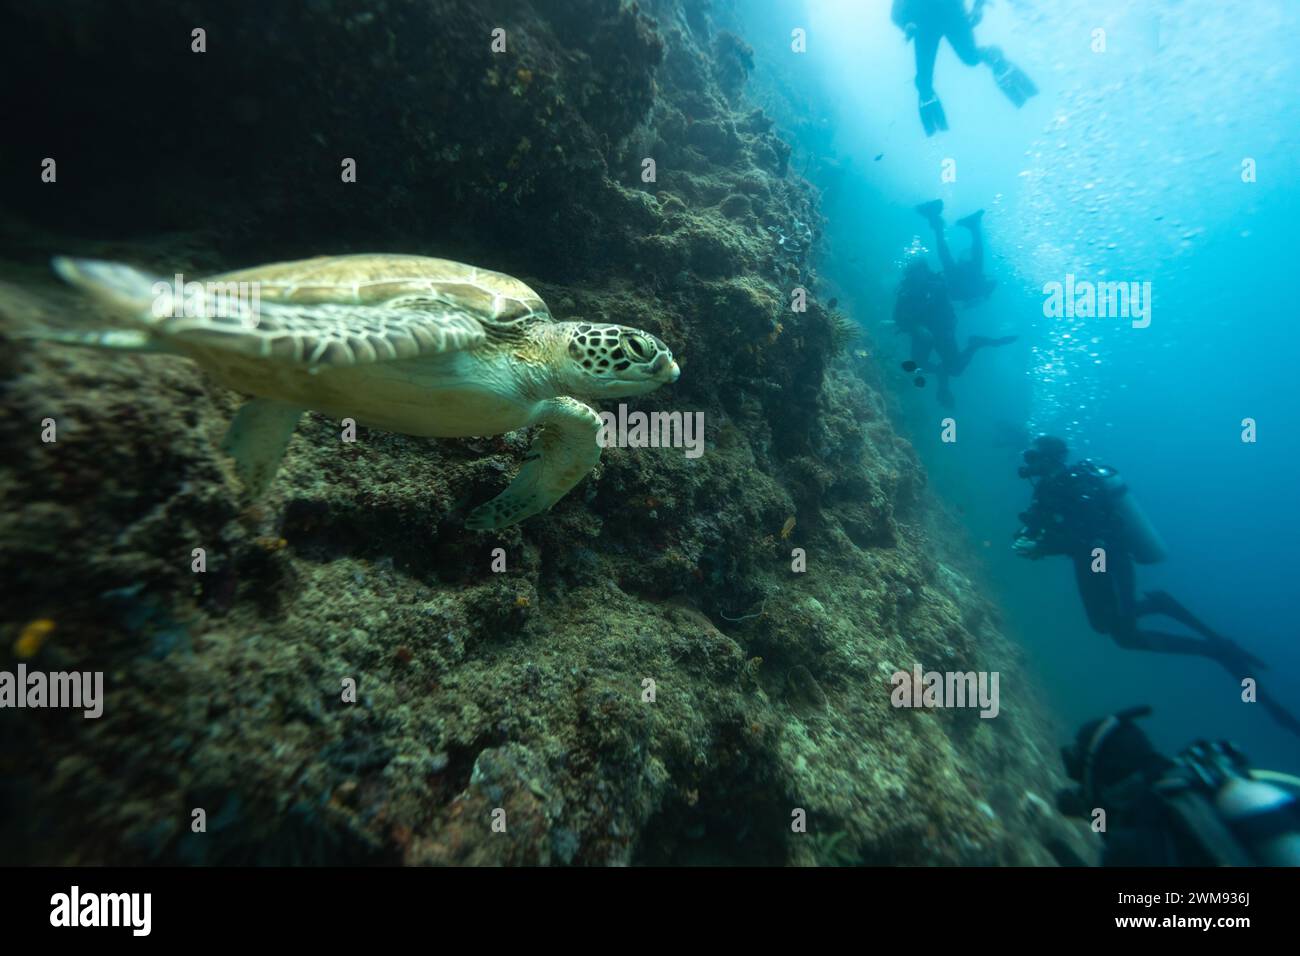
[220,398,304,496]
[465,397,603,530]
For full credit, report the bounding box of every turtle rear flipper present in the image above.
[465,397,602,530]
[52,256,162,319]
[220,398,304,496]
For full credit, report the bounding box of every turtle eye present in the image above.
[624,334,651,361]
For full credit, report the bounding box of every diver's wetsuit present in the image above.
[892,0,992,99]
[1018,460,1300,737]
[895,264,1011,405]
[1020,461,1216,653]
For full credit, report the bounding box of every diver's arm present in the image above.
[969,0,989,27]
[1013,495,1050,558]
[1017,473,1084,558]
[1012,527,1043,558]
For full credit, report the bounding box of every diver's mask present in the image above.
[1018,448,1044,479]
[1018,435,1068,479]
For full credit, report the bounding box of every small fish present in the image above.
[901,360,919,373]
[854,349,869,359]
[15,618,55,659]
[874,153,884,161]
[780,515,796,539]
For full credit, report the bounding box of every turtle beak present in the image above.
[652,354,680,384]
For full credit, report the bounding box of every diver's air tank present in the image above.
[1216,775,1300,867]
[1098,467,1168,564]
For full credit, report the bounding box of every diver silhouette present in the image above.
[891,0,1038,136]
[1012,436,1300,739]
[894,257,1016,407]
[916,200,998,304]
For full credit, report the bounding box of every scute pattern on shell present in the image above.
[210,254,550,321]
[155,300,490,366]
[161,254,554,367]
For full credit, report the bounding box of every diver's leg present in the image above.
[1137,589,1268,670]
[947,342,975,376]
[1107,556,1217,657]
[1074,554,1120,634]
[914,29,942,98]
[1115,560,1259,668]
[1113,550,1139,620]
[934,330,958,406]
[948,333,1017,375]
[1111,625,1236,659]
[1107,554,1198,654]
[912,26,950,135]
[1138,589,1218,638]
[942,3,992,67]
[933,222,957,275]
[910,328,934,368]
[964,219,985,271]
[912,30,949,136]
[936,368,954,408]
[935,329,964,374]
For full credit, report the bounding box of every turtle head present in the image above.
[561,322,679,397]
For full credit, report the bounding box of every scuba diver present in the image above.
[1013,435,1300,738]
[891,0,1039,136]
[1047,706,1300,866]
[916,199,998,304]
[893,258,1016,407]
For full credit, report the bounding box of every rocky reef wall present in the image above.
[0,0,1079,864]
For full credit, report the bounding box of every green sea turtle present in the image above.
[48,253,680,529]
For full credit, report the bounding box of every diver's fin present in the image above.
[1140,591,1263,662]
[918,95,948,136]
[956,209,985,230]
[1206,633,1269,676]
[465,397,602,530]
[990,55,1038,108]
[1219,637,1268,673]
[220,399,304,497]
[915,199,945,221]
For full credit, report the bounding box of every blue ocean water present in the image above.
[738,0,1300,771]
